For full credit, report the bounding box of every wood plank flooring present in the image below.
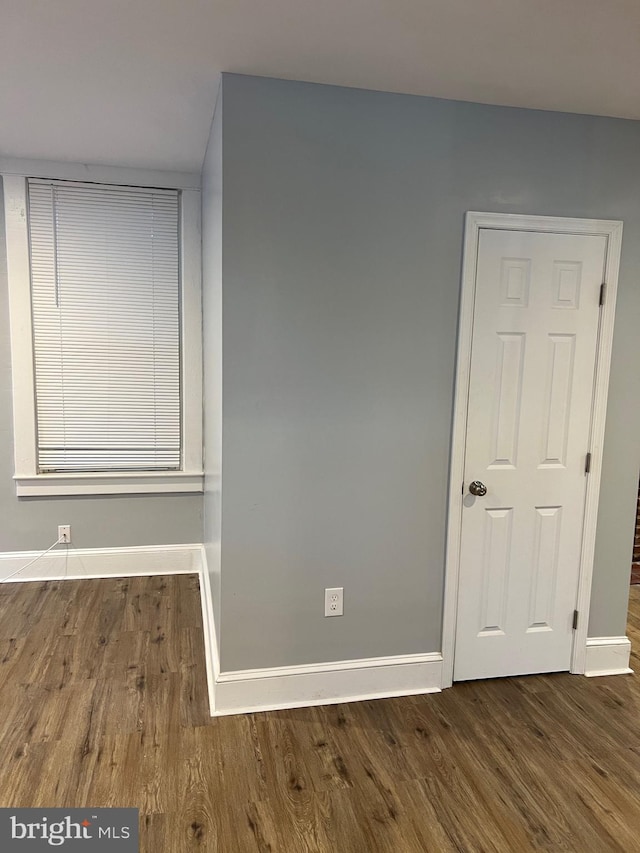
[0,574,639,852]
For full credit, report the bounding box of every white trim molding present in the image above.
[211,652,442,717]
[584,637,633,677]
[197,545,442,717]
[0,157,200,190]
[198,543,220,716]
[0,542,220,711]
[14,472,203,497]
[442,211,624,687]
[0,543,204,583]
[1,542,442,716]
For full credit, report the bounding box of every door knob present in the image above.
[468,480,487,497]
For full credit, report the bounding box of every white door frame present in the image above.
[442,211,623,688]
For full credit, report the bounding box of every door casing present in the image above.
[442,212,623,688]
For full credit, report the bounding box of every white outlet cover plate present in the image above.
[324,587,343,617]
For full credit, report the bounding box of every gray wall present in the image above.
[202,84,223,647]
[216,73,640,672]
[0,179,203,551]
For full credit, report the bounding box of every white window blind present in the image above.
[27,179,182,473]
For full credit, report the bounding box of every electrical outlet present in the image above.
[58,525,71,544]
[324,587,343,617]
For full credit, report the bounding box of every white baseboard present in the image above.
[584,636,633,677]
[0,543,442,717]
[198,544,220,714]
[196,544,441,717]
[8,545,625,712]
[196,545,443,717]
[212,651,443,717]
[0,541,222,711]
[0,543,203,583]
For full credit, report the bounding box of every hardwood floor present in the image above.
[0,574,639,852]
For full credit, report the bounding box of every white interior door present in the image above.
[453,228,607,681]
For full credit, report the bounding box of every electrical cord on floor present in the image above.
[1,536,68,583]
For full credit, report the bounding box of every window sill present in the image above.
[14,471,204,497]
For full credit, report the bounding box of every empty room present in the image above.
[1,1,640,851]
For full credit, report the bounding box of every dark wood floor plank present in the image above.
[0,573,638,852]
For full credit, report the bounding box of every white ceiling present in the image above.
[2,0,640,173]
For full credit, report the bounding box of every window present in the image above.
[3,173,202,495]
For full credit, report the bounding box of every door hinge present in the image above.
[572,610,579,631]
[585,452,592,474]
[599,283,606,306]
